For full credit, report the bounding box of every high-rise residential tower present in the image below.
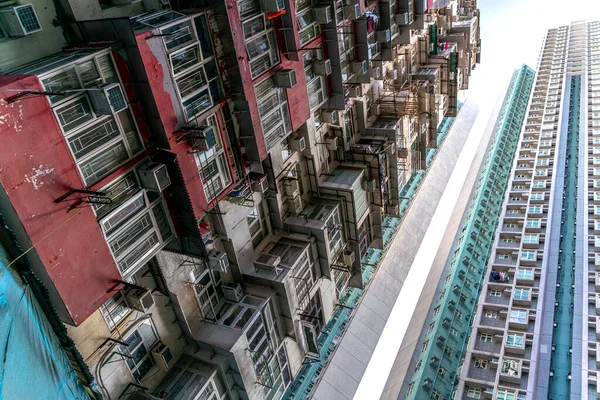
[457,20,600,400]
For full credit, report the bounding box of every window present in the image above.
[195,115,232,202]
[100,291,131,329]
[497,389,516,400]
[528,206,542,214]
[296,3,321,45]
[432,389,441,399]
[474,358,488,369]
[421,340,429,353]
[444,347,453,357]
[467,387,482,399]
[489,290,502,297]
[407,382,415,395]
[247,202,269,249]
[530,192,544,201]
[427,322,436,334]
[523,234,538,244]
[509,309,527,324]
[303,51,328,111]
[506,333,524,348]
[433,306,441,316]
[455,310,463,320]
[525,219,541,229]
[40,52,143,185]
[242,14,280,78]
[281,137,293,160]
[484,311,498,318]
[513,288,530,301]
[255,77,292,150]
[98,174,173,277]
[502,237,514,243]
[479,333,493,343]
[413,360,422,374]
[516,268,534,280]
[520,251,536,261]
[192,268,225,320]
[498,254,509,259]
[121,321,159,381]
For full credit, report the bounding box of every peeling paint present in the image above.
[24,165,55,190]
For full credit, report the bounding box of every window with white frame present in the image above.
[247,201,269,249]
[303,51,328,112]
[100,291,131,329]
[192,268,225,321]
[241,13,280,78]
[33,51,144,185]
[525,219,541,229]
[421,340,429,353]
[95,171,173,277]
[530,193,544,201]
[194,115,232,202]
[474,358,488,369]
[484,310,498,319]
[520,251,536,261]
[296,0,321,45]
[489,290,502,297]
[467,387,482,399]
[516,268,534,280]
[506,333,524,348]
[120,320,159,381]
[509,309,527,324]
[479,333,493,343]
[497,389,517,400]
[255,77,292,150]
[513,288,530,301]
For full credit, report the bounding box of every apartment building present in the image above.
[0,0,479,399]
[457,21,600,400]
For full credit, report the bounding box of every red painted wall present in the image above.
[0,75,122,325]
[135,33,234,218]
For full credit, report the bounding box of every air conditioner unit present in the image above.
[274,69,297,88]
[285,184,299,198]
[314,5,332,24]
[291,136,307,152]
[348,85,362,98]
[151,342,174,370]
[189,126,217,151]
[343,250,355,266]
[326,136,339,150]
[138,162,171,191]
[370,104,381,116]
[259,0,285,12]
[351,60,368,75]
[252,178,269,193]
[395,12,409,25]
[364,179,377,192]
[0,4,42,37]
[387,69,398,80]
[124,287,155,313]
[254,253,282,273]
[208,251,230,272]
[312,59,332,76]
[386,142,396,154]
[370,66,381,79]
[222,282,244,302]
[344,4,361,20]
[289,195,303,214]
[387,204,399,217]
[88,83,128,115]
[376,29,391,42]
[322,110,339,125]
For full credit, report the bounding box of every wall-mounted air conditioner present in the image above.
[326,137,339,151]
[370,66,381,79]
[138,162,171,191]
[252,178,269,193]
[208,251,230,272]
[151,342,174,370]
[259,0,285,12]
[387,69,398,80]
[387,204,400,217]
[314,5,332,24]
[343,250,355,266]
[0,4,42,37]
[274,69,297,88]
[254,253,282,273]
[370,104,381,117]
[189,126,217,151]
[348,85,362,98]
[222,282,244,302]
[88,83,128,115]
[291,136,307,152]
[395,12,409,25]
[351,60,368,75]
[376,29,391,42]
[289,195,303,214]
[124,287,154,312]
[364,179,377,192]
[313,59,332,76]
[322,110,339,125]
[343,4,361,20]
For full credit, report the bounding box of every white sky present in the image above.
[353,2,600,399]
